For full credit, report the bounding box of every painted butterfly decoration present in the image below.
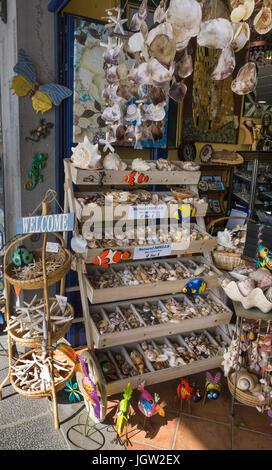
[11,49,72,114]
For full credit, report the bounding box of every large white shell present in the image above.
[211,46,236,81]
[197,18,234,49]
[147,103,166,121]
[222,280,272,313]
[231,62,257,95]
[147,22,173,46]
[128,32,145,53]
[131,158,151,172]
[254,7,272,34]
[71,136,102,169]
[103,152,127,171]
[232,22,250,52]
[166,0,202,37]
[125,103,138,121]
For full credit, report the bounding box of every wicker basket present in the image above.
[227,371,271,408]
[8,298,74,348]
[171,187,198,203]
[10,348,75,399]
[5,247,72,289]
[207,216,255,271]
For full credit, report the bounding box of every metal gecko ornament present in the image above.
[11,49,72,114]
[24,153,48,191]
[25,119,54,143]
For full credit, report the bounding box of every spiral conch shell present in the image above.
[71,136,102,169]
[231,62,257,95]
[232,370,258,391]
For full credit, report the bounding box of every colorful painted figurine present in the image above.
[204,372,222,403]
[182,278,207,296]
[176,379,197,413]
[255,244,272,271]
[91,249,130,268]
[123,171,149,186]
[12,245,33,267]
[11,49,72,114]
[24,153,48,191]
[113,383,133,447]
[137,381,165,431]
[174,203,196,222]
[58,343,103,423]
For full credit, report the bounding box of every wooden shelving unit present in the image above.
[64,158,232,395]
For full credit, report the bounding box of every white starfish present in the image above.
[102,7,127,35]
[99,132,116,152]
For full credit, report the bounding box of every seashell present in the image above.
[243,1,255,21]
[103,152,127,171]
[150,58,175,85]
[124,125,136,142]
[125,103,138,121]
[232,22,250,52]
[71,136,102,169]
[171,24,191,51]
[166,0,202,37]
[175,48,193,79]
[128,32,145,53]
[150,124,163,142]
[147,22,173,47]
[147,103,166,121]
[115,124,127,141]
[266,286,272,303]
[254,7,272,34]
[169,81,187,102]
[116,84,132,101]
[231,62,257,95]
[116,63,128,80]
[128,62,151,86]
[230,4,247,23]
[101,103,121,123]
[250,268,272,288]
[130,0,148,31]
[102,85,123,103]
[237,277,255,296]
[131,158,151,172]
[149,86,167,106]
[222,281,272,313]
[211,46,236,81]
[149,34,176,67]
[154,0,167,23]
[234,371,258,391]
[105,65,119,84]
[197,18,234,49]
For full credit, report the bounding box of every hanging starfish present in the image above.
[99,132,116,152]
[102,7,127,35]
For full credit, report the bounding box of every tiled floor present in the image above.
[106,369,272,450]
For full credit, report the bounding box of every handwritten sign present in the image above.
[17,213,74,234]
[133,243,172,260]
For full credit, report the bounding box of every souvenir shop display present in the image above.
[0,192,74,429]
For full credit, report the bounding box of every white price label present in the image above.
[46,242,59,253]
[128,204,167,220]
[56,295,68,313]
[133,243,172,260]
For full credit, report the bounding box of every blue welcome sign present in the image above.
[17,213,75,234]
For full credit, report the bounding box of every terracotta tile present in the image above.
[173,415,231,450]
[233,428,272,450]
[232,403,272,435]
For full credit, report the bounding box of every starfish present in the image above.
[102,7,127,35]
[99,132,116,152]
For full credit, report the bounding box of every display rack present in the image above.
[64,158,232,395]
[0,196,74,429]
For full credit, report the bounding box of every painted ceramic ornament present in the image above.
[176,379,195,412]
[24,153,48,191]
[112,383,133,447]
[12,246,33,267]
[137,381,165,431]
[25,119,54,143]
[11,50,72,114]
[174,203,196,222]
[123,171,149,186]
[58,343,104,424]
[182,278,207,296]
[255,244,272,270]
[91,249,130,268]
[205,372,222,400]
[71,136,102,169]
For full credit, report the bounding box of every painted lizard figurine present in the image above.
[24,153,48,191]
[255,244,272,271]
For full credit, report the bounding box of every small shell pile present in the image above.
[11,351,72,394]
[96,351,119,382]
[184,333,223,359]
[130,349,148,374]
[215,224,247,255]
[5,295,73,341]
[135,305,160,326]
[77,193,105,208]
[113,352,138,377]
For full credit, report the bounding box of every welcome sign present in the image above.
[17,213,75,234]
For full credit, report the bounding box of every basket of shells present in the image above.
[207,217,255,271]
[5,247,72,289]
[6,296,74,347]
[227,369,271,408]
[10,348,75,398]
[170,187,199,204]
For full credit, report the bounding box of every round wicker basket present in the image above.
[10,348,75,399]
[8,299,74,348]
[5,247,72,289]
[212,250,246,271]
[227,371,271,408]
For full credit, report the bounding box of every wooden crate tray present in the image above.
[85,256,221,304]
[89,291,232,348]
[74,192,208,222]
[66,159,201,186]
[93,326,231,395]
